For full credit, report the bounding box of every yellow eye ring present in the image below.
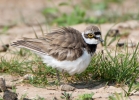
[88,33,94,38]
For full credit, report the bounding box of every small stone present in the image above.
[117,42,136,48]
[23,74,34,80]
[117,42,125,47]
[52,97,58,100]
[0,78,16,92]
[0,78,6,92]
[127,43,136,48]
[60,84,75,91]
[0,44,9,52]
[6,82,16,89]
[3,90,18,100]
[108,29,120,37]
[118,20,139,29]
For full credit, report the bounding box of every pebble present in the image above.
[0,78,6,92]
[60,84,75,91]
[118,20,139,29]
[107,29,120,37]
[23,74,34,80]
[3,90,18,100]
[117,42,125,47]
[0,78,18,100]
[117,42,136,48]
[0,44,9,52]
[127,42,136,48]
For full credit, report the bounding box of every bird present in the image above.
[12,25,103,82]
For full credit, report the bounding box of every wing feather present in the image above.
[12,27,86,61]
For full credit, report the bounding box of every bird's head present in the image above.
[82,25,103,45]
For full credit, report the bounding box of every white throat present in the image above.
[82,32,100,44]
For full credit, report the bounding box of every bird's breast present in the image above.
[40,49,92,75]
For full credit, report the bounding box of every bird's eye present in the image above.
[87,33,94,38]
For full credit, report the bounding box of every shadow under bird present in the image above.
[12,25,103,82]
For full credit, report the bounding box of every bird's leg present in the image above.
[56,69,60,85]
[67,75,74,83]
[61,70,69,83]
[60,71,76,91]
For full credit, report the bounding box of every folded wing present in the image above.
[12,27,86,61]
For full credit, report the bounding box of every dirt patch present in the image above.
[0,74,139,100]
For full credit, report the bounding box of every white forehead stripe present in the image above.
[95,35,101,37]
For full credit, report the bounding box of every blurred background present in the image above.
[0,0,139,45]
[0,0,139,27]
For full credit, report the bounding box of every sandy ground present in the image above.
[0,0,139,100]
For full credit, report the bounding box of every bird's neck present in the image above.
[86,44,97,54]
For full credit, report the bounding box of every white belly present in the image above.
[40,50,92,75]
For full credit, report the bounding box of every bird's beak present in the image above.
[98,37,104,42]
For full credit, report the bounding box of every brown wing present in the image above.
[12,27,87,61]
